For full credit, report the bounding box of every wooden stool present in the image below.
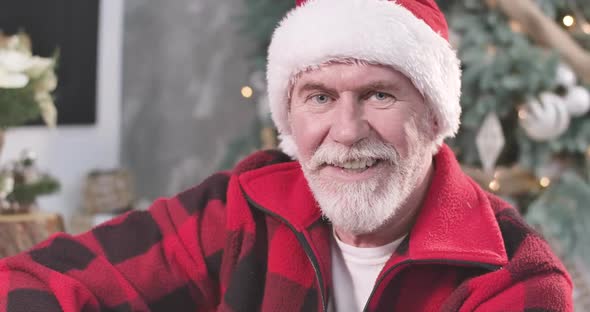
[0,212,64,258]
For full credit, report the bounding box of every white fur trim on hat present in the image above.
[267,0,462,157]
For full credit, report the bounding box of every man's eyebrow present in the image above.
[293,80,403,98]
[361,81,402,92]
[295,82,338,97]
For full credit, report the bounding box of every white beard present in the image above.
[300,137,429,235]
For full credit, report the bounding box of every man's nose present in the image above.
[328,97,369,146]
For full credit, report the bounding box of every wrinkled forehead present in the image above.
[287,58,419,100]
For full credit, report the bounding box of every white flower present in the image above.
[0,33,59,128]
[6,35,29,51]
[0,67,29,88]
[35,92,58,128]
[0,173,14,198]
[0,49,36,88]
[27,56,54,78]
[0,49,33,73]
[35,70,58,93]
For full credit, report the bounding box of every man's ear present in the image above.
[421,108,439,141]
[287,109,293,132]
[420,110,442,154]
[431,118,439,136]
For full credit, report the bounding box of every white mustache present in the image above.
[306,138,399,171]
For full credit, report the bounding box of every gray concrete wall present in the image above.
[122,0,258,201]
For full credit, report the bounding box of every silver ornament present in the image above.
[519,92,570,141]
[563,86,590,117]
[555,63,577,87]
[476,113,505,174]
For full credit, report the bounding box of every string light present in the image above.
[563,15,575,27]
[582,23,590,34]
[241,86,253,98]
[509,20,523,33]
[489,179,500,192]
[539,177,551,188]
[518,108,527,120]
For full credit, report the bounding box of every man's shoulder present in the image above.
[482,192,568,277]
[482,192,540,258]
[461,176,535,253]
[232,149,295,175]
[171,150,294,211]
[463,191,573,308]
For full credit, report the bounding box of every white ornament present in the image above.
[476,113,505,174]
[555,62,577,87]
[563,86,590,117]
[520,92,571,141]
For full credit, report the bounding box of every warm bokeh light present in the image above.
[539,177,551,188]
[562,15,575,27]
[489,179,500,192]
[509,20,522,33]
[518,108,527,120]
[241,86,253,98]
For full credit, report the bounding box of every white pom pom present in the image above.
[555,63,577,87]
[519,92,570,141]
[563,86,590,117]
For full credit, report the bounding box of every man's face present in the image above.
[288,62,435,234]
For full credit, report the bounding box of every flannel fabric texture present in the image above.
[0,145,572,311]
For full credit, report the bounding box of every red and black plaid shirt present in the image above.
[0,145,572,311]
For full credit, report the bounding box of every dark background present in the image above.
[0,0,100,125]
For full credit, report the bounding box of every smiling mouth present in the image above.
[324,158,383,172]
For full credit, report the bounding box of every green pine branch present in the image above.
[8,175,60,204]
[0,85,41,128]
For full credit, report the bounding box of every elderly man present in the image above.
[0,0,572,311]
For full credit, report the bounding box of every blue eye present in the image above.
[372,92,391,101]
[311,94,330,104]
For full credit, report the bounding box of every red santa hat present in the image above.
[266,0,462,156]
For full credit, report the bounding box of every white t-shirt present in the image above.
[328,232,406,312]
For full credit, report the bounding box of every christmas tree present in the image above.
[241,0,590,304]
[442,0,590,304]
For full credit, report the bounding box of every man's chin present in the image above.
[313,186,399,231]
